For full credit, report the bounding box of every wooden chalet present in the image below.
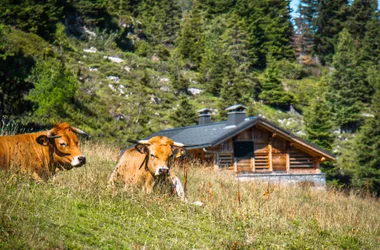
[148,105,335,186]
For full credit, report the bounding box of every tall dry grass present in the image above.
[0,141,379,249]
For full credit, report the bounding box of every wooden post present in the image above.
[252,157,255,172]
[315,157,321,173]
[268,138,273,172]
[286,142,290,173]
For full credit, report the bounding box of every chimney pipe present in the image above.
[225,104,247,127]
[197,108,212,125]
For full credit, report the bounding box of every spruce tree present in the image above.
[221,13,253,74]
[345,0,378,42]
[258,59,293,109]
[261,0,294,62]
[325,29,371,132]
[361,17,380,66]
[314,0,348,65]
[170,96,198,127]
[304,97,334,151]
[138,0,182,46]
[177,2,205,69]
[351,67,380,195]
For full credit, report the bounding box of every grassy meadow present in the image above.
[1,141,380,249]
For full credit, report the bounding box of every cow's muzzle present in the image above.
[155,166,169,176]
[72,155,86,167]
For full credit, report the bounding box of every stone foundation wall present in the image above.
[236,173,326,188]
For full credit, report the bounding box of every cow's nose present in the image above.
[159,168,169,175]
[78,156,86,164]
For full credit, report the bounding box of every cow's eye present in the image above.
[150,154,155,159]
[60,142,67,147]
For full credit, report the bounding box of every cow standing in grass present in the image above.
[107,136,187,200]
[0,122,89,181]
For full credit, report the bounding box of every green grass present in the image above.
[1,141,380,249]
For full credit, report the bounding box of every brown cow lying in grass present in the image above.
[0,122,89,181]
[107,136,187,200]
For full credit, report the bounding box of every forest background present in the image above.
[0,0,380,195]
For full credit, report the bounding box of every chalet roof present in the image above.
[146,116,336,161]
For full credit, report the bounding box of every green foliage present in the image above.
[345,0,378,42]
[0,0,64,41]
[304,97,334,151]
[177,2,205,69]
[325,29,371,132]
[314,0,348,65]
[348,67,380,196]
[360,17,380,66]
[169,95,197,127]
[258,60,293,109]
[26,58,78,122]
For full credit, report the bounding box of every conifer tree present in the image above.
[138,0,182,46]
[258,59,293,109]
[351,67,380,195]
[345,0,378,42]
[325,29,371,133]
[170,96,198,127]
[304,97,334,151]
[361,17,380,66]
[314,0,348,65]
[221,13,253,74]
[261,0,294,62]
[177,1,205,69]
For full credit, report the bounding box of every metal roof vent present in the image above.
[225,104,247,127]
[197,108,212,125]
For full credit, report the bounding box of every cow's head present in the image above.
[36,122,89,170]
[131,136,186,176]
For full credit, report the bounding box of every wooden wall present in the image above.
[188,125,321,174]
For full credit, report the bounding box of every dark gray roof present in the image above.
[148,116,260,149]
[147,116,335,160]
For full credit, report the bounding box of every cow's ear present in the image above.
[36,135,50,146]
[172,147,186,158]
[135,144,148,154]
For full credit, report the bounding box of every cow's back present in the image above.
[0,132,49,173]
[111,148,147,185]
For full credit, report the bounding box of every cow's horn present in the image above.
[72,127,90,137]
[47,135,62,139]
[137,140,150,145]
[173,142,184,147]
[47,131,62,139]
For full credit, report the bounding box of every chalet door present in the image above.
[234,141,254,172]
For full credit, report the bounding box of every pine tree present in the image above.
[345,0,378,42]
[258,59,293,109]
[177,2,205,69]
[138,0,182,46]
[169,96,198,127]
[235,0,294,68]
[304,97,334,151]
[221,13,254,74]
[314,0,348,65]
[199,14,228,95]
[261,0,295,61]
[361,16,380,66]
[325,29,371,133]
[351,66,380,195]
